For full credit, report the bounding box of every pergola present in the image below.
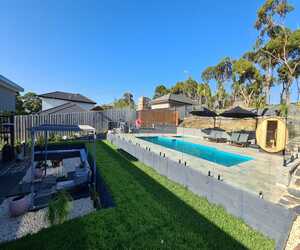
[30,124,97,199]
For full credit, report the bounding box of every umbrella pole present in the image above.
[30,130,35,207]
[44,131,48,176]
[93,130,96,187]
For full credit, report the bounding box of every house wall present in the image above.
[0,85,16,112]
[41,97,94,111]
[151,103,170,110]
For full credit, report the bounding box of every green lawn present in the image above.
[1,141,274,250]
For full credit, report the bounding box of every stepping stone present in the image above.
[295,169,300,177]
[278,198,290,206]
[293,243,300,250]
[293,205,300,214]
[295,179,300,187]
[283,195,300,204]
[288,188,300,198]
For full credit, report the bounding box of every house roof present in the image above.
[38,102,86,115]
[150,94,196,105]
[0,74,24,93]
[39,91,96,104]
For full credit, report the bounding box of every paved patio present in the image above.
[119,133,290,204]
[0,159,30,203]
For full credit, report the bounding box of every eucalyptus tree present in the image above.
[243,51,276,105]
[184,77,198,99]
[197,83,212,107]
[232,58,264,107]
[254,0,300,104]
[201,57,232,109]
[154,85,169,98]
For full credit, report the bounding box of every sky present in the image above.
[0,0,299,105]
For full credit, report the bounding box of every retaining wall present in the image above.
[108,134,296,250]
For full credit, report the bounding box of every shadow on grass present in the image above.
[104,144,256,249]
[0,141,272,250]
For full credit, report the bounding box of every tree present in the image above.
[201,57,232,109]
[16,93,25,115]
[113,92,135,109]
[254,0,299,104]
[170,81,185,95]
[154,85,169,98]
[197,83,212,107]
[183,77,198,99]
[232,58,264,107]
[21,92,42,114]
[243,50,276,105]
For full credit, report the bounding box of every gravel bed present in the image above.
[0,197,95,244]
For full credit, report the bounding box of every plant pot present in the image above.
[35,168,44,179]
[16,153,24,161]
[9,195,31,217]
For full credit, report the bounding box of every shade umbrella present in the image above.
[190,107,218,127]
[219,106,257,118]
[189,107,217,117]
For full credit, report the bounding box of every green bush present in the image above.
[47,191,72,225]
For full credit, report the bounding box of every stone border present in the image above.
[0,197,95,244]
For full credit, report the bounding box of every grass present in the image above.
[1,140,274,250]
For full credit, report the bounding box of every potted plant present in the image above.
[9,194,31,217]
[15,141,23,161]
[35,161,45,179]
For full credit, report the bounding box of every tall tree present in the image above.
[197,83,212,107]
[183,77,198,99]
[113,92,135,109]
[22,92,42,114]
[170,81,185,96]
[201,57,232,109]
[255,0,299,104]
[244,51,276,105]
[232,58,264,107]
[153,85,169,98]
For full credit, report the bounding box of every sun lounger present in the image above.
[203,130,217,141]
[230,132,240,144]
[204,130,227,143]
[236,133,249,147]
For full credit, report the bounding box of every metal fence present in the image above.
[0,114,14,147]
[14,108,136,142]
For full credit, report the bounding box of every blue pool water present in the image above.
[139,136,253,167]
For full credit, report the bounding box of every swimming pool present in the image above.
[139,136,253,167]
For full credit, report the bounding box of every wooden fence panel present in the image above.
[14,108,136,142]
[137,109,179,127]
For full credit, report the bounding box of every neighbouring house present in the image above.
[39,91,96,115]
[90,104,113,111]
[137,96,151,111]
[150,93,196,110]
[0,75,24,113]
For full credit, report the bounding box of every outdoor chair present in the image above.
[215,131,227,143]
[203,130,217,141]
[230,132,240,144]
[236,133,249,147]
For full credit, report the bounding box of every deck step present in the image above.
[287,187,300,198]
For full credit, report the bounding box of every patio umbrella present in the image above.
[189,107,218,127]
[189,107,217,117]
[219,106,257,118]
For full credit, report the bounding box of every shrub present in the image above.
[47,191,72,225]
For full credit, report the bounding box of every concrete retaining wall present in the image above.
[108,134,296,250]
